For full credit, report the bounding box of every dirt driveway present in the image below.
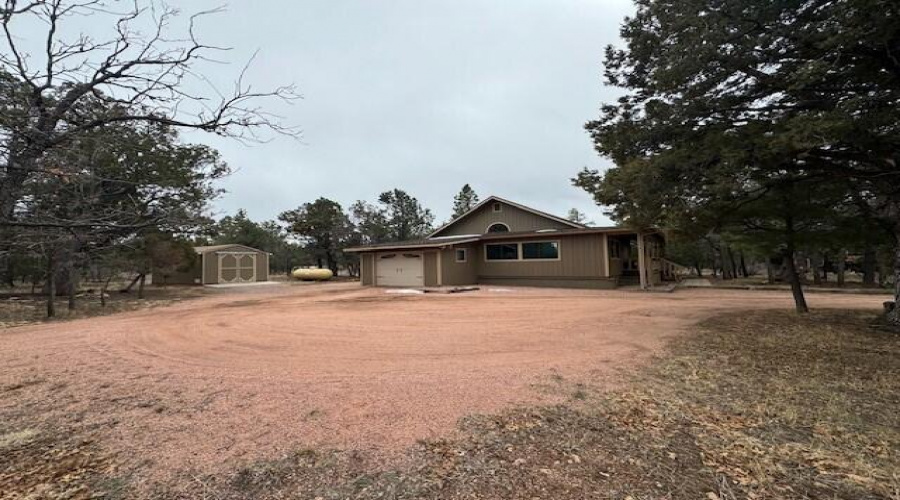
[0,283,880,486]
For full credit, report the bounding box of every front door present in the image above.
[376,252,424,287]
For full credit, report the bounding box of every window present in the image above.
[492,202,503,212]
[487,222,510,233]
[486,243,518,260]
[455,249,467,263]
[522,241,559,260]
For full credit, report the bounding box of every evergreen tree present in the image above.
[350,190,434,243]
[451,184,480,219]
[377,189,435,241]
[566,208,592,226]
[576,0,900,317]
[279,199,351,274]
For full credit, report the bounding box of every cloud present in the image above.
[177,0,635,225]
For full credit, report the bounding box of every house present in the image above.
[344,196,675,289]
[162,244,270,285]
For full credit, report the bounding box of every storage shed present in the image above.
[195,244,269,284]
[162,244,270,285]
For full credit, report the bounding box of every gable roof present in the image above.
[194,244,266,254]
[428,195,586,238]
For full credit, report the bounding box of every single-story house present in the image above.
[344,196,677,289]
[163,244,270,285]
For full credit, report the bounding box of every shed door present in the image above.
[376,253,424,287]
[218,253,257,283]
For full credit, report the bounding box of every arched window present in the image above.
[487,222,510,233]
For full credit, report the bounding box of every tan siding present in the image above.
[609,258,624,277]
[440,246,478,286]
[203,252,217,284]
[478,234,605,279]
[423,251,439,287]
[478,277,617,289]
[255,253,269,281]
[360,253,375,285]
[199,245,268,284]
[434,201,573,236]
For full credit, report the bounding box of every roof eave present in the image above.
[343,238,481,253]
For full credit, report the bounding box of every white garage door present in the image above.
[376,252,424,287]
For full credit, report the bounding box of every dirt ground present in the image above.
[0,282,881,493]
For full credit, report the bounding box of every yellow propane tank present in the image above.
[291,268,334,281]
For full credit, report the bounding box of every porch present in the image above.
[606,232,680,288]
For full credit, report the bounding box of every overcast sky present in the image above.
[178,0,634,225]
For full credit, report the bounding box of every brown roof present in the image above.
[343,227,652,253]
[194,244,266,254]
[343,235,480,253]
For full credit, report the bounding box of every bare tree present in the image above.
[0,0,298,222]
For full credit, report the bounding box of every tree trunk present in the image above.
[784,247,809,313]
[888,234,900,326]
[46,253,56,318]
[137,273,146,299]
[812,253,823,285]
[766,258,776,284]
[837,250,846,287]
[121,273,142,293]
[862,246,877,286]
[4,259,14,288]
[694,261,703,277]
[783,210,809,313]
[727,246,739,280]
[325,251,339,276]
[100,276,112,307]
[67,256,78,311]
[739,251,749,278]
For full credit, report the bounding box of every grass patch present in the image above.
[0,426,113,500]
[0,286,204,328]
[143,308,898,500]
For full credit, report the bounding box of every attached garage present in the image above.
[375,252,425,287]
[195,244,270,285]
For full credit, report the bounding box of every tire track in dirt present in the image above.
[0,283,882,490]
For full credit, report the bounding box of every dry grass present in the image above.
[0,286,204,328]
[4,308,897,499]
[0,426,113,500]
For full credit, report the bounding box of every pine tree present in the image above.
[566,208,592,225]
[451,185,480,219]
[576,0,900,317]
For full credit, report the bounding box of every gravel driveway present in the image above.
[0,282,879,485]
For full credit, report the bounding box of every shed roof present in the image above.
[194,244,266,254]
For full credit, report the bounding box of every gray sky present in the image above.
[182,0,635,225]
